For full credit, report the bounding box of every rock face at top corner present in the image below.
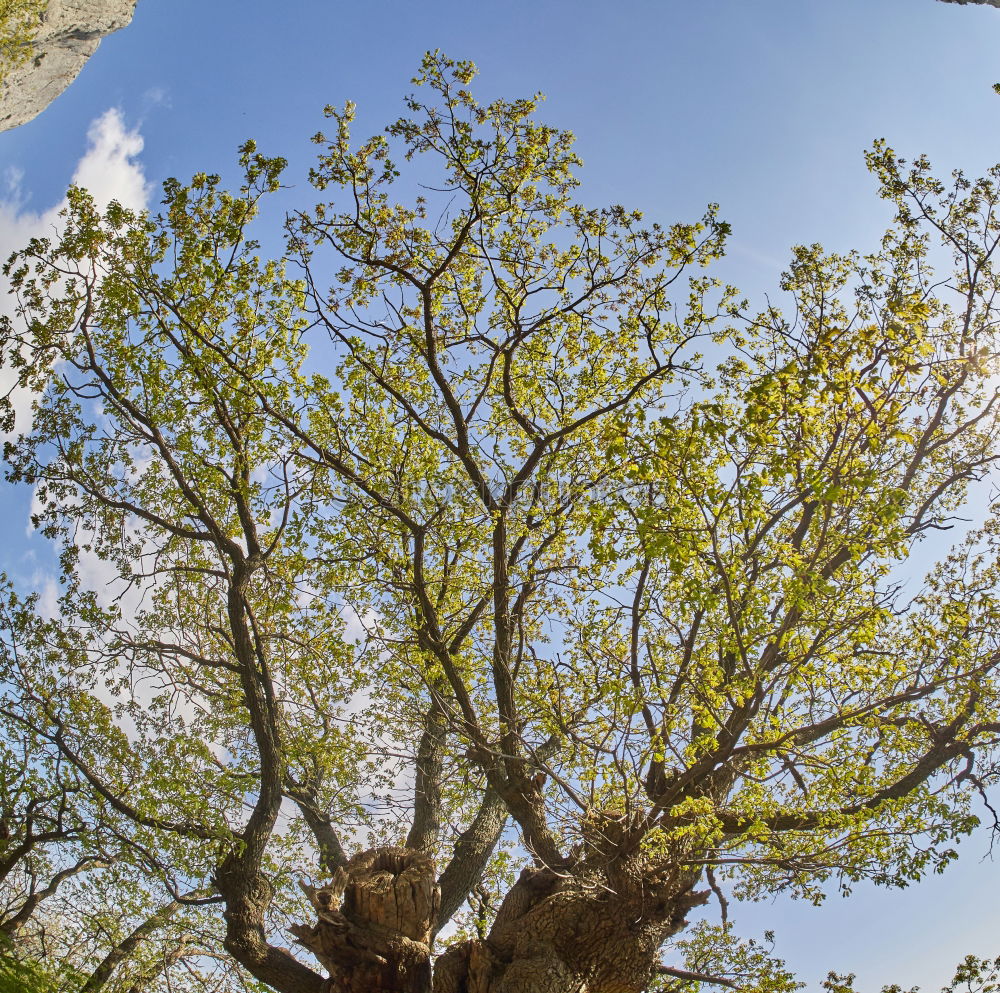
[938,0,1000,7]
[0,0,139,133]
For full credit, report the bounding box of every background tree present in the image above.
[0,585,114,957]
[0,587,256,992]
[938,1,1000,10]
[3,53,1000,993]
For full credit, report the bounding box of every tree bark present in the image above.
[291,839,707,993]
[435,786,507,931]
[216,853,325,993]
[406,700,447,854]
[290,847,439,993]
[431,863,706,993]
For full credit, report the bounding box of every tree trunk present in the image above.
[432,865,706,993]
[291,846,706,993]
[291,847,439,993]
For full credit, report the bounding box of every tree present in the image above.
[938,1,1000,9]
[0,584,119,951]
[823,954,1000,993]
[3,52,1000,993]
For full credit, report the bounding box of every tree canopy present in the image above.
[2,52,1000,993]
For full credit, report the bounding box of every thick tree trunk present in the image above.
[291,845,706,993]
[291,847,439,993]
[432,865,706,993]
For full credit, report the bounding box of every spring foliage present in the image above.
[3,53,1000,993]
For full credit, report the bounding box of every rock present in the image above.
[938,0,1000,6]
[0,0,139,132]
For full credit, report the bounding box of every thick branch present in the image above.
[406,697,447,852]
[0,857,103,938]
[78,894,189,993]
[285,781,348,875]
[716,713,990,836]
[658,964,738,989]
[435,784,508,930]
[215,858,325,993]
[2,705,216,841]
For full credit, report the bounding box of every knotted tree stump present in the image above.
[291,847,439,993]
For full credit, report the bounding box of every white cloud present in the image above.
[35,573,59,620]
[0,108,149,276]
[0,108,150,438]
[69,108,150,215]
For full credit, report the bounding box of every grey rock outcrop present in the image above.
[938,0,1000,7]
[0,0,139,132]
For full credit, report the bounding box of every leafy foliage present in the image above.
[2,52,1000,993]
[824,953,1000,993]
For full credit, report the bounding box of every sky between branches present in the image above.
[2,0,1000,988]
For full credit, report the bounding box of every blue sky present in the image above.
[2,0,1000,988]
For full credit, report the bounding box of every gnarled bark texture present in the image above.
[432,865,705,993]
[290,839,706,993]
[291,847,439,993]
